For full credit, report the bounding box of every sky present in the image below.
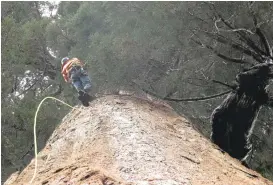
[41,1,60,17]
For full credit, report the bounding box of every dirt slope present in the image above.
[4,95,273,185]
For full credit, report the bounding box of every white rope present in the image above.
[29,97,76,184]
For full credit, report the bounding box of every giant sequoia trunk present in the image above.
[211,63,271,161]
[4,95,273,185]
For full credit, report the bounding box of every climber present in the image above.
[61,57,92,103]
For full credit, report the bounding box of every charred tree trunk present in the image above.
[211,63,271,162]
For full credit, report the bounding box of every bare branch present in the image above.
[164,90,232,102]
[15,78,40,97]
[133,81,232,102]
[242,62,273,72]
[15,63,48,97]
[207,3,266,59]
[248,4,272,57]
[185,78,236,89]
[215,19,255,35]
[220,18,267,56]
[256,28,273,57]
[212,80,236,89]
[202,31,263,63]
[192,39,249,64]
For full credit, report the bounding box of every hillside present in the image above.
[4,95,273,185]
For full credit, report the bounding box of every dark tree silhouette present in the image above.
[211,62,272,164]
[200,3,273,165]
[137,2,273,166]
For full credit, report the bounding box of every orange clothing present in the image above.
[61,58,84,82]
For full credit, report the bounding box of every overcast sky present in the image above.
[41,1,60,17]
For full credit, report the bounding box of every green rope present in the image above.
[29,97,76,184]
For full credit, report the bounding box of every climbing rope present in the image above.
[29,97,76,184]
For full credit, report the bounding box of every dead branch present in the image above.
[15,66,47,97]
[249,4,272,57]
[15,78,40,97]
[164,90,232,102]
[185,78,236,90]
[256,28,272,57]
[220,16,266,56]
[192,39,248,64]
[214,19,255,35]
[133,81,232,102]
[212,80,236,89]
[207,3,266,59]
[204,32,263,63]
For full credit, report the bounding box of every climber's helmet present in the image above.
[61,57,70,65]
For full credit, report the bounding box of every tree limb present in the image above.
[15,78,40,97]
[219,18,267,57]
[212,80,236,89]
[133,81,232,102]
[163,90,232,102]
[207,3,266,60]
[15,65,47,97]
[215,18,255,35]
[202,31,263,63]
[192,38,248,64]
[249,4,273,57]
[256,28,272,57]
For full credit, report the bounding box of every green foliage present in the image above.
[1,1,39,23]
[1,2,68,182]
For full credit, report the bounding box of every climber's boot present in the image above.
[78,90,90,107]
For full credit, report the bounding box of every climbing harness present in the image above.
[29,97,76,184]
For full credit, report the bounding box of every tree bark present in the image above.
[211,63,271,161]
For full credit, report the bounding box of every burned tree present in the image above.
[197,3,273,164]
[211,62,272,163]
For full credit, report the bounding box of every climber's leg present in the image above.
[70,66,84,92]
[80,73,92,93]
[71,78,84,92]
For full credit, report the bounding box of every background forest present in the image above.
[1,1,273,183]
